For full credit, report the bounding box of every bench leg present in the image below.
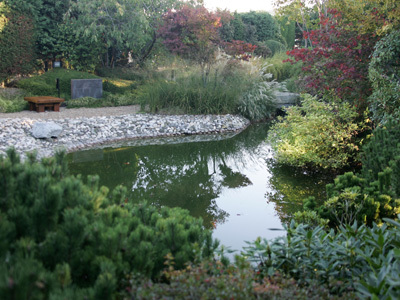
[37,104,45,113]
[53,103,60,112]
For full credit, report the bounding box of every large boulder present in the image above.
[31,122,63,139]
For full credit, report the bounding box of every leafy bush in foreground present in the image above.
[129,257,354,299]
[243,219,400,299]
[0,149,216,299]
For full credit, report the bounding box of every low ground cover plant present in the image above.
[129,257,354,299]
[66,92,139,109]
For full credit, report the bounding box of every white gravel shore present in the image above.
[0,105,250,160]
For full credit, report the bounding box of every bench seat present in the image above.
[24,96,65,113]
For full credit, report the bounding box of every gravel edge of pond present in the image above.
[0,106,250,160]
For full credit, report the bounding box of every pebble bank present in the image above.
[0,113,250,160]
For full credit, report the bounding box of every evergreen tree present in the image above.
[0,149,218,298]
[0,2,37,82]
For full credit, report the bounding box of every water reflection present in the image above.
[67,123,333,252]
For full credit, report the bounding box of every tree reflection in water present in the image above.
[67,124,271,229]
[67,123,333,246]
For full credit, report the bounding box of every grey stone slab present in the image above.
[71,79,103,99]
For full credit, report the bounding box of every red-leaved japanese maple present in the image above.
[285,9,382,111]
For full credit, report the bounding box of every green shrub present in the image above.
[368,29,400,123]
[0,149,217,298]
[0,89,28,112]
[264,40,286,56]
[96,66,151,82]
[17,69,99,100]
[293,209,329,229]
[0,98,27,112]
[296,121,400,229]
[268,94,368,170]
[243,219,400,298]
[361,119,400,196]
[66,96,103,108]
[102,78,137,94]
[254,42,272,58]
[316,171,400,228]
[66,92,138,109]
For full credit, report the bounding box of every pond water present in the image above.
[66,123,334,254]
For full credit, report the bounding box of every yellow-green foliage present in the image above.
[268,94,368,170]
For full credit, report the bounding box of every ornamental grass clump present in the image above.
[136,63,255,115]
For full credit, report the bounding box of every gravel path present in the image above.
[0,105,142,119]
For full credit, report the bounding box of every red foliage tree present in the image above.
[285,9,382,111]
[223,40,257,61]
[158,6,221,72]
[158,5,257,82]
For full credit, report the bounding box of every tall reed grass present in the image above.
[137,61,256,115]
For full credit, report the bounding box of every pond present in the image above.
[66,123,334,254]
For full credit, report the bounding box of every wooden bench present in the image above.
[24,96,65,113]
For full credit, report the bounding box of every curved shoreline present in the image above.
[0,110,250,160]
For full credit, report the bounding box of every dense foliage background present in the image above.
[1,0,400,298]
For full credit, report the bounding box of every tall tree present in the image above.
[277,15,296,49]
[239,11,283,43]
[70,0,179,68]
[36,0,70,70]
[285,9,380,110]
[0,2,37,83]
[328,0,400,35]
[274,0,325,47]
[158,5,222,83]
